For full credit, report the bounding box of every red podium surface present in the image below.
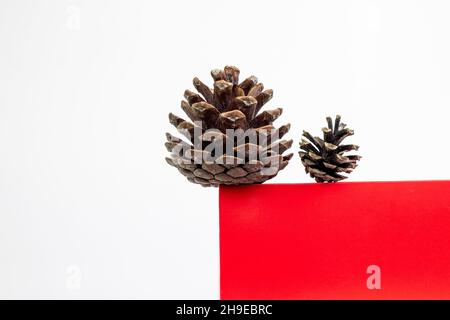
[219,181,450,299]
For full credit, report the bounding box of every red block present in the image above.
[219,181,450,299]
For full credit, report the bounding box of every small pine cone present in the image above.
[166,66,293,187]
[299,115,361,183]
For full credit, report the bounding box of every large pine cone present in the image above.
[299,115,361,183]
[165,66,293,187]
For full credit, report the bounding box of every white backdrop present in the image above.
[1,0,449,299]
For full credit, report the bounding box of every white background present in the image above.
[1,0,449,299]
